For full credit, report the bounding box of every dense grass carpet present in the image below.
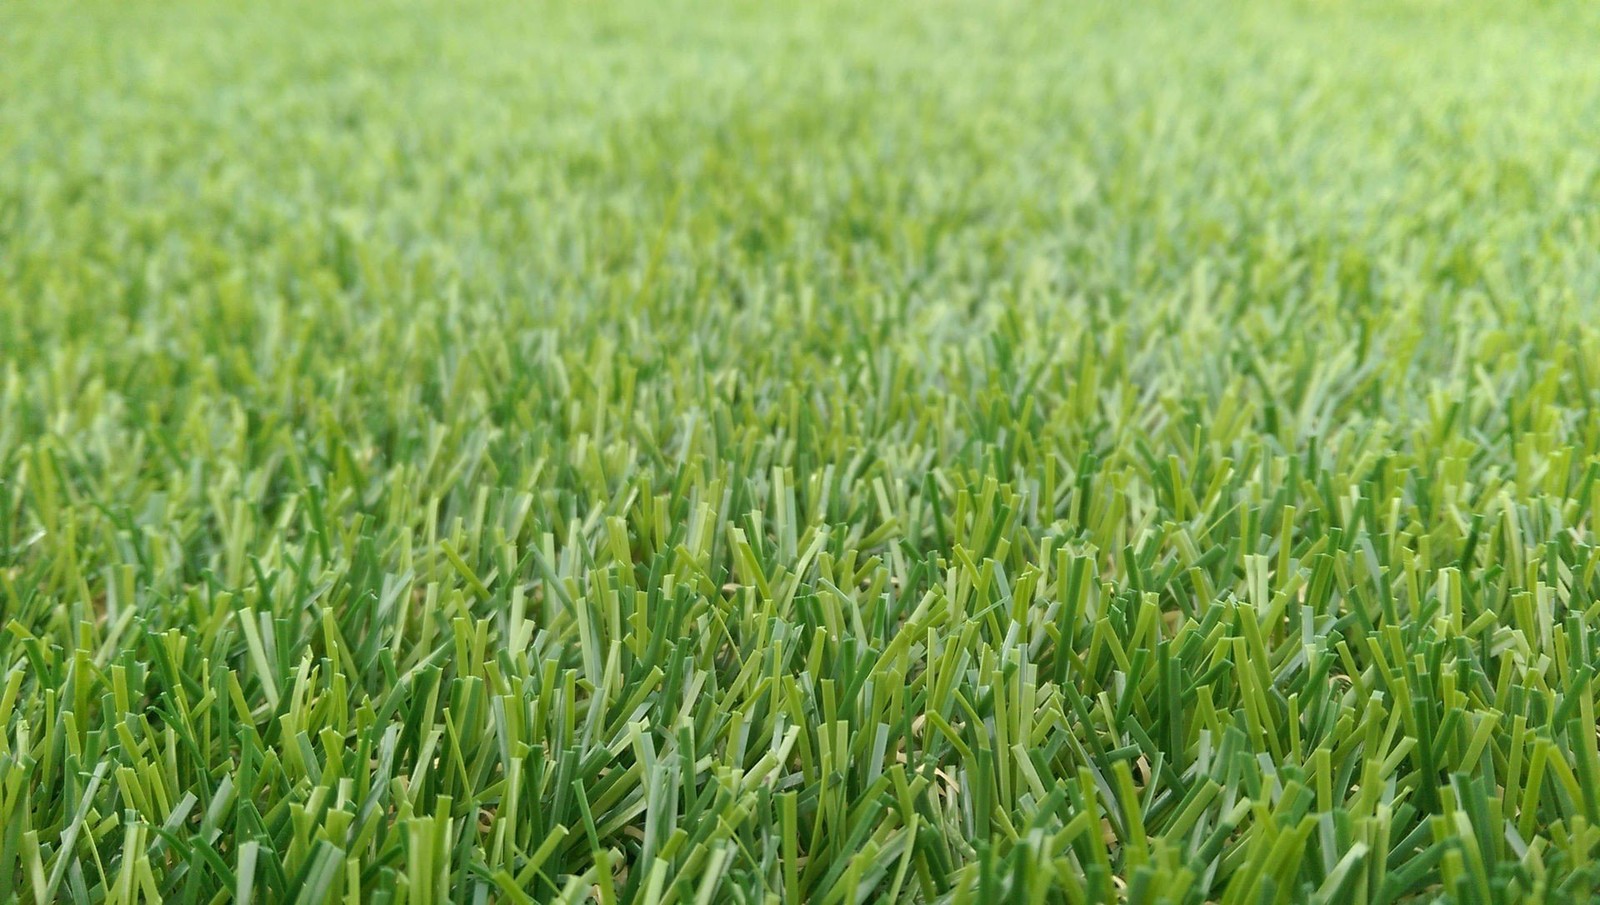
[6,0,1600,901]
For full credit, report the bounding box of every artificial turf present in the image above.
[6,0,1600,901]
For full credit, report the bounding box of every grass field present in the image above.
[6,0,1600,901]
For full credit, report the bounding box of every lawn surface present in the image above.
[6,0,1600,901]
